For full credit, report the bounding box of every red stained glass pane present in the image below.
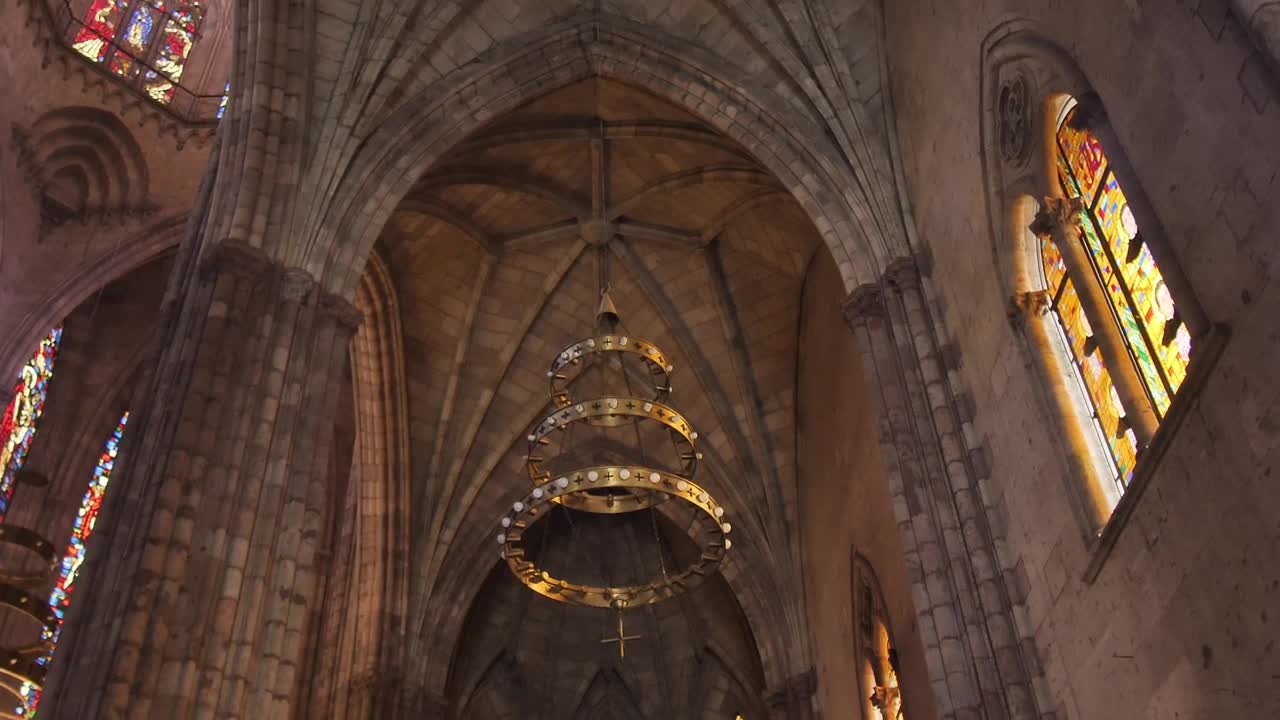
[1057,108,1107,205]
[0,328,62,521]
[73,0,204,108]
[72,0,129,62]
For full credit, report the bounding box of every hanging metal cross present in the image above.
[600,610,642,658]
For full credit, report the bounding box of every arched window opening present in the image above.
[1053,97,1191,413]
[853,556,906,720]
[0,328,63,521]
[17,411,130,715]
[1033,94,1193,498]
[70,0,206,105]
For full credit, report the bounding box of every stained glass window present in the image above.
[71,1,205,107]
[17,412,130,716]
[217,82,230,119]
[854,558,906,720]
[0,328,63,522]
[1055,98,1190,416]
[1038,96,1192,496]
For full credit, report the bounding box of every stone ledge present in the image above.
[1082,322,1232,584]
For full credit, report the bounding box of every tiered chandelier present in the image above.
[494,281,732,619]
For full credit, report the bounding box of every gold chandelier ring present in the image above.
[527,397,700,481]
[547,335,673,405]
[498,466,731,608]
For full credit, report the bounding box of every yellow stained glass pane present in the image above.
[1057,111,1107,204]
[1091,174,1189,395]
[1040,233,1067,292]
[1077,217,1171,415]
[1054,280,1137,483]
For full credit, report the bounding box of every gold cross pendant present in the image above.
[600,610,642,658]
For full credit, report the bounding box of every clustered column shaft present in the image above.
[844,259,1039,720]
[41,241,360,720]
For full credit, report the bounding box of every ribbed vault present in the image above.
[388,78,825,711]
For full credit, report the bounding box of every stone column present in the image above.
[1029,198,1159,445]
[39,240,361,720]
[844,260,1038,720]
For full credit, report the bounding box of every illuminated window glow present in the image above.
[0,328,63,521]
[71,1,205,106]
[18,412,130,715]
[1038,96,1192,495]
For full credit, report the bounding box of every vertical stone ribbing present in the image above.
[844,259,1041,720]
[39,240,357,720]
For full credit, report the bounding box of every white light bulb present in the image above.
[532,488,544,499]
[608,398,618,409]
[587,471,599,482]
[724,538,732,550]
[691,432,698,439]
[677,480,689,491]
[714,507,724,518]
[643,402,653,412]
[649,472,661,483]
[721,523,732,533]
[587,339,596,347]
[665,364,674,372]
[527,434,536,442]
[698,492,709,503]
[556,477,569,488]
[501,517,512,528]
[496,534,506,544]
[513,501,525,512]
[620,469,632,480]
[620,336,629,345]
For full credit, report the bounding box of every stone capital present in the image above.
[199,239,274,282]
[843,283,885,325]
[1014,289,1051,316]
[320,290,364,331]
[280,267,317,304]
[1028,196,1085,239]
[884,256,921,291]
[765,667,817,708]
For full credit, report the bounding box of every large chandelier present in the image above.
[494,284,732,617]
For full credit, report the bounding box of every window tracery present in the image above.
[71,0,205,105]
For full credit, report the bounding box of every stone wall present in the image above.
[885,1,1280,717]
[798,250,939,720]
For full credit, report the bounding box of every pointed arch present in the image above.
[980,21,1226,566]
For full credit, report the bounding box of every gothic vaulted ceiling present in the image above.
[379,79,827,716]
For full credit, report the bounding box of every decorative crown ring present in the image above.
[498,466,731,608]
[548,334,673,405]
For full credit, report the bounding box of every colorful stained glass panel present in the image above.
[1049,281,1136,484]
[1091,174,1189,394]
[0,328,62,521]
[72,0,204,108]
[1057,110,1107,205]
[1040,234,1067,293]
[1077,216,1171,414]
[18,412,129,715]
[72,0,128,61]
